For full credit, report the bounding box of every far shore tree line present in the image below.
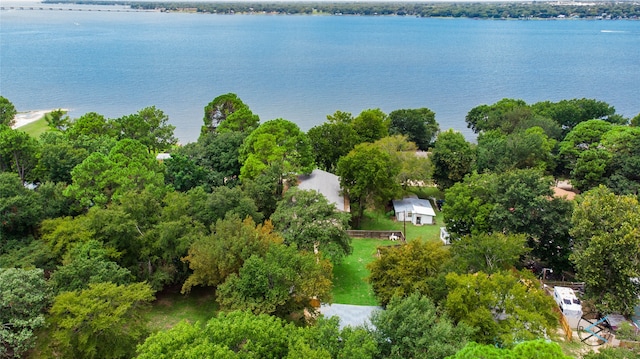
[1,93,640,358]
[43,1,640,19]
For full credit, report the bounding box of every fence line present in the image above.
[346,230,406,242]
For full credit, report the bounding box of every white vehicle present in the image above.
[554,286,583,317]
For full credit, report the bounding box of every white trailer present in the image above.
[553,286,583,318]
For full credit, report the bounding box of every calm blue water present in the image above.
[1,6,639,143]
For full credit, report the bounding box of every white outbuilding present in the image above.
[392,196,436,226]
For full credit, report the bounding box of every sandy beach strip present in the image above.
[11,109,69,129]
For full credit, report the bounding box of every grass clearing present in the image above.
[332,197,444,305]
[145,286,218,332]
[332,238,397,305]
[18,117,49,138]
[360,209,441,242]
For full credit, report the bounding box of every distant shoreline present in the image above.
[12,109,68,129]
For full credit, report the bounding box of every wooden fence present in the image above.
[346,230,406,242]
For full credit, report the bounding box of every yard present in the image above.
[332,207,444,305]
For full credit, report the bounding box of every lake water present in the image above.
[1,4,639,143]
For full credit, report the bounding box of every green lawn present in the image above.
[332,238,398,305]
[144,286,218,332]
[360,209,442,242]
[17,117,49,138]
[332,202,444,305]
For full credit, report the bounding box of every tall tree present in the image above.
[465,98,531,134]
[368,240,450,306]
[444,270,558,346]
[431,130,475,190]
[570,186,640,316]
[239,118,314,180]
[370,293,473,359]
[49,282,154,359]
[202,93,259,135]
[48,240,132,295]
[336,142,401,227]
[388,107,440,150]
[0,97,17,127]
[0,268,49,359]
[65,112,115,141]
[111,106,177,153]
[450,233,530,274]
[271,188,352,264]
[65,139,165,208]
[181,216,281,293]
[307,122,359,172]
[138,311,307,359]
[449,340,572,358]
[0,127,40,182]
[0,172,42,241]
[531,98,618,134]
[217,244,333,317]
[351,108,388,143]
[444,170,573,271]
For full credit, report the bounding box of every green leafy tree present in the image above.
[336,142,401,227]
[307,122,360,172]
[431,130,475,190]
[202,93,259,135]
[239,118,314,180]
[447,340,572,358]
[0,127,40,182]
[388,107,440,150]
[531,98,617,133]
[600,126,640,195]
[351,108,388,143]
[217,244,333,317]
[444,170,573,271]
[326,110,353,124]
[444,271,558,346]
[371,293,473,359]
[49,240,132,294]
[65,112,115,141]
[450,233,530,274]
[111,106,177,153]
[271,188,352,264]
[138,311,301,359]
[368,240,450,306]
[0,172,42,241]
[65,139,165,207]
[163,153,208,191]
[570,186,640,316]
[44,108,70,131]
[301,316,377,359]
[557,119,613,174]
[373,135,433,188]
[49,282,154,359]
[36,131,88,184]
[0,97,17,127]
[631,112,640,127]
[465,98,531,134]
[241,162,291,219]
[176,130,246,188]
[0,268,48,359]
[181,216,281,293]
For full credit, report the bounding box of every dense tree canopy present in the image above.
[239,118,314,180]
[371,293,472,359]
[368,240,450,307]
[0,97,17,127]
[431,130,475,190]
[336,142,401,227]
[307,122,359,172]
[49,282,154,359]
[271,188,352,264]
[0,268,49,359]
[202,93,259,135]
[111,106,177,153]
[388,107,439,150]
[570,186,640,316]
[445,270,558,346]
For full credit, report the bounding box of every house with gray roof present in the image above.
[298,169,347,212]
